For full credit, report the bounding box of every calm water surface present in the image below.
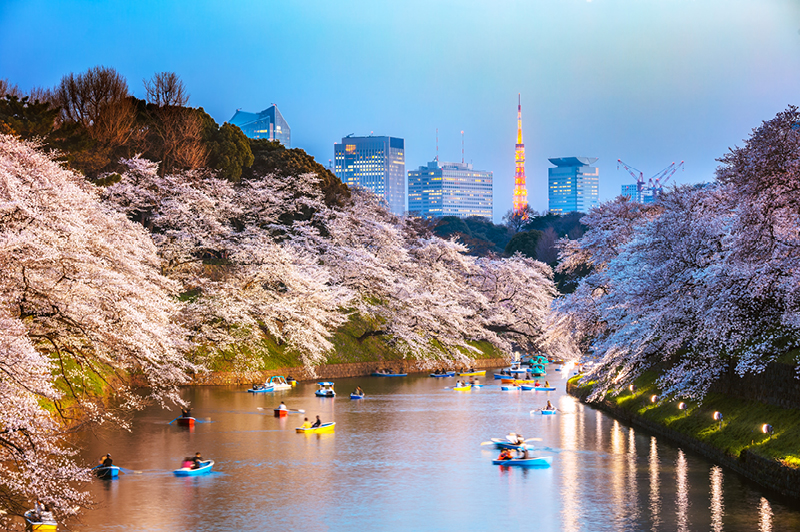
[75,370,800,531]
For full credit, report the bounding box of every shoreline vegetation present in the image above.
[567,373,800,499]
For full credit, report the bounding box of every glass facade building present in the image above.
[334,136,405,215]
[408,160,493,219]
[548,157,600,214]
[229,105,291,147]
[621,184,654,204]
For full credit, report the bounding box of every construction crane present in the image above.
[617,159,685,200]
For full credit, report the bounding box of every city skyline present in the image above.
[1,1,798,221]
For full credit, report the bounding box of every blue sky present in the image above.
[2,0,799,220]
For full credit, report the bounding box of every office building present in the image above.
[229,105,290,146]
[621,184,654,204]
[334,135,405,215]
[408,160,493,219]
[548,157,600,214]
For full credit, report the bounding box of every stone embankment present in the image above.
[566,379,800,500]
[189,357,508,386]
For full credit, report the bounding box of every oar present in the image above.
[287,409,305,414]
[167,416,182,425]
[480,441,496,446]
[525,437,543,442]
[118,466,142,474]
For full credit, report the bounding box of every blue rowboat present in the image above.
[173,460,214,476]
[538,409,557,415]
[371,372,408,377]
[520,385,535,391]
[247,385,275,393]
[430,372,455,378]
[350,393,365,399]
[488,438,533,450]
[94,465,120,479]
[492,456,552,468]
[501,385,520,391]
[534,386,556,391]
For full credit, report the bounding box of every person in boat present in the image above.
[498,448,513,461]
[516,446,530,459]
[100,453,113,467]
[534,380,540,387]
[545,381,550,388]
[191,452,204,469]
[474,378,480,386]
[544,400,555,411]
[181,407,191,418]
[278,401,287,411]
[354,386,364,396]
[311,415,322,428]
[300,417,312,429]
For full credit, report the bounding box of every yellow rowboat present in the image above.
[457,370,486,376]
[24,510,57,532]
[296,422,335,434]
[500,378,537,385]
[453,385,472,391]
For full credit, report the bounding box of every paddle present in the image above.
[525,437,543,442]
[167,416,182,425]
[118,466,142,474]
[288,409,305,414]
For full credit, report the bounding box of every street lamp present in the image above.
[762,424,774,437]
[678,402,686,410]
[713,411,723,429]
[629,384,636,393]
[650,394,658,403]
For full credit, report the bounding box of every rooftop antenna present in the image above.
[436,128,439,162]
[461,130,465,164]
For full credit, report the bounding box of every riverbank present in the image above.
[567,373,800,499]
[189,356,508,385]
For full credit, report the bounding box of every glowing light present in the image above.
[678,402,686,410]
[713,411,723,421]
[629,384,636,392]
[761,424,773,435]
[650,394,658,403]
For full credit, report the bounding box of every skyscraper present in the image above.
[548,157,600,214]
[513,94,528,215]
[621,184,654,204]
[334,135,405,215]
[408,160,493,219]
[229,105,291,146]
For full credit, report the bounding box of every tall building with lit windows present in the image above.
[548,157,600,214]
[621,184,654,204]
[229,105,290,146]
[334,135,405,215]
[408,160,493,219]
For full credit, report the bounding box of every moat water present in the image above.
[75,370,800,531]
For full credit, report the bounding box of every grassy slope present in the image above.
[207,313,504,372]
[569,372,800,468]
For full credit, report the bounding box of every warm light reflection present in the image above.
[560,394,579,532]
[649,437,660,529]
[759,497,773,532]
[627,428,640,522]
[676,450,689,532]
[611,420,624,525]
[596,410,603,448]
[709,465,724,532]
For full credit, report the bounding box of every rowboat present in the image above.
[520,384,536,391]
[173,460,214,476]
[315,382,336,397]
[502,378,536,385]
[274,408,288,417]
[24,510,57,532]
[501,385,520,391]
[457,370,486,376]
[265,375,293,390]
[94,465,120,479]
[471,383,485,388]
[371,371,408,377]
[488,438,533,450]
[247,385,275,393]
[529,364,546,377]
[492,456,552,468]
[531,409,557,415]
[452,384,472,391]
[176,416,195,427]
[534,386,556,391]
[296,422,335,434]
[350,393,365,399]
[430,371,456,377]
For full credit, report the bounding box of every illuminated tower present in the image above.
[513,94,528,215]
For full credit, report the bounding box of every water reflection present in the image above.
[649,436,660,530]
[759,497,773,532]
[676,449,689,532]
[709,465,724,532]
[626,428,639,524]
[560,393,579,532]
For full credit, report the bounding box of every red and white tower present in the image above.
[513,94,528,216]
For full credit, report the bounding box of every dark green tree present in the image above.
[0,95,59,139]
[203,118,253,182]
[504,229,544,258]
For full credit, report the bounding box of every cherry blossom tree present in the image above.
[0,135,194,524]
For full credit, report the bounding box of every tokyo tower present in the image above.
[513,94,528,216]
